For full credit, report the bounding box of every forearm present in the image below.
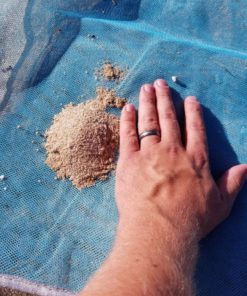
[79,205,198,296]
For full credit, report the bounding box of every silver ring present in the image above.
[139,129,161,141]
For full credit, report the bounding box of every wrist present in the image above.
[108,204,198,295]
[116,201,199,273]
[118,201,199,246]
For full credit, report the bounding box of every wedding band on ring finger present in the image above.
[139,129,161,141]
[138,84,161,146]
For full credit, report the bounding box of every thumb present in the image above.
[217,164,247,205]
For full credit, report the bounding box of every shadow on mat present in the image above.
[1,0,141,111]
[172,88,247,296]
[171,88,240,178]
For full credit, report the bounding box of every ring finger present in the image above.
[138,84,161,148]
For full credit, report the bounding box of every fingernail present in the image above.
[125,103,135,112]
[187,96,197,102]
[143,84,154,93]
[155,79,168,87]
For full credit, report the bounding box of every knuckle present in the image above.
[194,152,208,169]
[164,144,181,154]
[192,139,206,149]
[118,152,138,166]
[128,136,139,147]
[190,120,205,131]
[141,94,155,104]
[124,128,137,138]
[122,129,139,146]
[164,111,175,119]
[187,102,202,115]
[141,116,159,129]
[163,110,176,120]
[193,106,203,117]
[163,171,176,184]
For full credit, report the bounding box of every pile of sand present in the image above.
[98,62,124,81]
[45,88,126,189]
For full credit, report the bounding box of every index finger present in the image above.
[120,104,139,157]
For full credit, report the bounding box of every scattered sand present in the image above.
[98,62,124,81]
[45,88,126,189]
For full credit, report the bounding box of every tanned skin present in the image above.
[79,79,247,296]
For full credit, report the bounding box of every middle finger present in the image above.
[154,79,181,146]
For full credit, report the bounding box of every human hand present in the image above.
[116,79,247,239]
[80,79,246,296]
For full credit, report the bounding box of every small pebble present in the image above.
[0,175,5,181]
[32,140,36,144]
[2,65,13,73]
[87,34,96,39]
[215,74,223,84]
[17,125,22,129]
[37,179,41,183]
[54,176,58,180]
[172,76,177,83]
[36,148,40,152]
[3,187,7,191]
[35,131,44,137]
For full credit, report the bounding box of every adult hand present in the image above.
[116,79,247,239]
[80,79,247,296]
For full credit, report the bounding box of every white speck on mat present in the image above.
[172,76,177,83]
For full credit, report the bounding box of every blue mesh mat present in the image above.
[0,1,247,295]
